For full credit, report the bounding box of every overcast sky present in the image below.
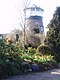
[0,0,60,34]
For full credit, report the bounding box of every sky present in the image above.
[0,0,60,34]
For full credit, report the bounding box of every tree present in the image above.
[18,0,42,49]
[18,0,31,49]
[20,31,41,48]
[25,32,41,48]
[45,7,60,62]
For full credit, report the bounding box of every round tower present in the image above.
[25,5,45,44]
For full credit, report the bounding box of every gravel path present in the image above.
[2,68,60,80]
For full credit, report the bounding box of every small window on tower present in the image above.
[39,26,44,33]
[36,26,38,27]
[31,8,35,11]
[36,8,40,11]
[34,28,39,33]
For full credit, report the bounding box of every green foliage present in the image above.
[45,7,60,62]
[37,44,53,55]
[0,61,20,78]
[0,40,20,78]
[21,54,32,61]
[27,47,36,56]
[33,54,54,63]
[0,40,57,78]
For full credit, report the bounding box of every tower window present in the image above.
[36,8,40,11]
[31,8,35,11]
[29,16,42,20]
[39,26,44,33]
[36,26,38,27]
[34,28,39,33]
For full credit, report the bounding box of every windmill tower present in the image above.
[25,4,45,44]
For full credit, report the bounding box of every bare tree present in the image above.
[17,0,31,49]
[17,0,42,49]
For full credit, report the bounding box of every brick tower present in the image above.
[25,4,45,44]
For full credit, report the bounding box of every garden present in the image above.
[0,7,60,79]
[0,39,57,78]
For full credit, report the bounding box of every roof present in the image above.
[24,4,44,11]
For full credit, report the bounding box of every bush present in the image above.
[21,54,32,61]
[27,47,36,56]
[37,44,54,55]
[20,61,31,72]
[0,61,20,78]
[0,40,57,78]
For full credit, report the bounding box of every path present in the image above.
[2,68,60,80]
